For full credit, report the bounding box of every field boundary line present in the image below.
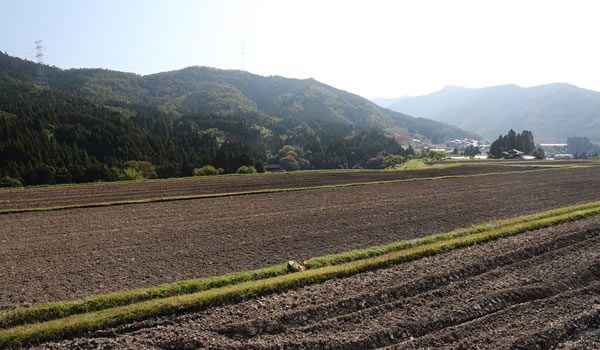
[2,200,600,346]
[0,162,594,193]
[0,164,467,192]
[0,167,574,214]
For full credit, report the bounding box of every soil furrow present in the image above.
[35,215,600,349]
[214,228,600,338]
[208,234,600,349]
[379,284,600,350]
[0,165,551,210]
[4,167,600,311]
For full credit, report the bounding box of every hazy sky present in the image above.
[1,0,599,98]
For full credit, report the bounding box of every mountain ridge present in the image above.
[0,52,479,144]
[386,83,600,142]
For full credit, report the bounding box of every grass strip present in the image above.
[2,204,600,347]
[0,263,289,330]
[1,197,599,330]
[0,167,567,215]
[304,200,600,268]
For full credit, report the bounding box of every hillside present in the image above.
[0,52,481,186]
[387,84,600,142]
[0,52,477,144]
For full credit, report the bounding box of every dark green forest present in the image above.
[488,129,544,159]
[0,52,466,186]
[0,76,412,186]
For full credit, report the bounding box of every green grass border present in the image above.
[303,199,600,268]
[0,263,289,330]
[2,199,600,347]
[0,167,571,215]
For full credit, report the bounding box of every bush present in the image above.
[119,167,144,181]
[123,161,157,179]
[156,163,181,179]
[193,165,219,176]
[254,160,266,173]
[383,154,404,168]
[365,155,384,169]
[280,155,299,171]
[390,159,428,170]
[416,150,446,161]
[532,148,545,159]
[0,176,23,188]
[237,165,257,174]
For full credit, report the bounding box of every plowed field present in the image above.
[39,215,600,349]
[2,167,600,313]
[0,164,549,210]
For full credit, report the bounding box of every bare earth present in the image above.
[1,167,600,313]
[38,215,600,349]
[0,164,549,210]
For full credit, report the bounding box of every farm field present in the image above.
[0,163,555,210]
[1,166,600,313]
[39,215,600,349]
[2,165,600,348]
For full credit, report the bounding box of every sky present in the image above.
[1,0,600,98]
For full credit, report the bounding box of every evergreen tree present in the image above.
[489,129,538,159]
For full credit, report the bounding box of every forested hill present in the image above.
[0,52,477,143]
[387,84,600,142]
[0,52,476,186]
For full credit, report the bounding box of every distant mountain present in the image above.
[370,97,407,108]
[387,84,600,142]
[0,52,478,144]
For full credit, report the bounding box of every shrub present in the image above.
[254,160,266,173]
[416,150,446,161]
[123,161,157,179]
[365,155,384,169]
[237,165,257,174]
[156,163,181,179]
[389,159,428,170]
[193,165,219,176]
[279,155,299,171]
[119,167,144,181]
[533,148,545,159]
[383,154,404,168]
[135,161,158,179]
[0,176,23,188]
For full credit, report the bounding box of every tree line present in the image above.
[488,129,544,159]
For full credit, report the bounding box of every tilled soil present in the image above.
[37,214,600,349]
[0,164,551,210]
[2,167,600,312]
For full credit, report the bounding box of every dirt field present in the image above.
[38,215,600,349]
[0,164,552,210]
[2,167,600,313]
